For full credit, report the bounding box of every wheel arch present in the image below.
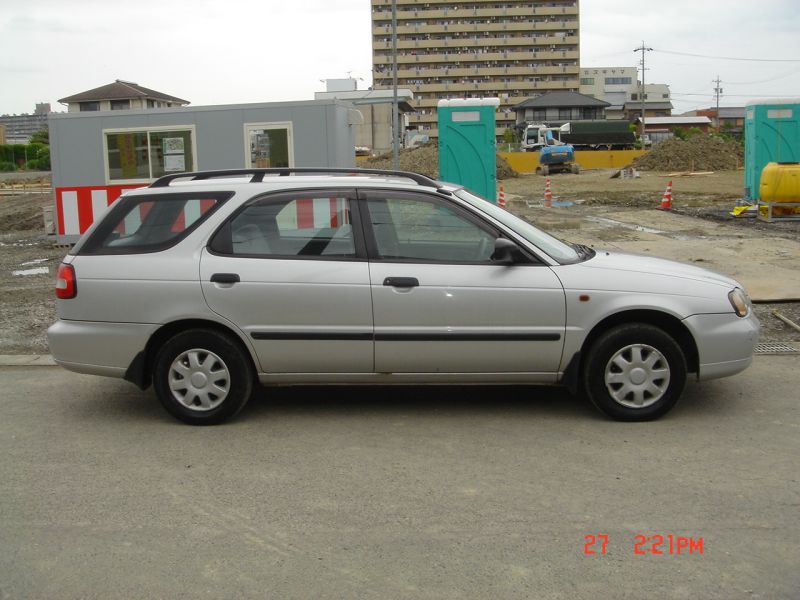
[124,318,258,390]
[564,309,699,393]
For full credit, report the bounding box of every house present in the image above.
[58,80,189,112]
[637,116,712,142]
[513,91,610,125]
[685,107,745,134]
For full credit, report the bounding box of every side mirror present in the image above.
[491,238,525,265]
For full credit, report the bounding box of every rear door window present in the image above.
[75,191,232,254]
[209,190,361,259]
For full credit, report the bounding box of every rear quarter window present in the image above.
[74,191,232,255]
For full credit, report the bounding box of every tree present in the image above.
[29,128,49,145]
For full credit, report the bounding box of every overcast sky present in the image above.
[1,0,798,116]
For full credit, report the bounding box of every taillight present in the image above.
[55,263,77,299]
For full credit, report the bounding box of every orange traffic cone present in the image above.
[544,178,553,208]
[658,180,673,210]
[498,183,507,209]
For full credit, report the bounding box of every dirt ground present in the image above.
[0,170,798,355]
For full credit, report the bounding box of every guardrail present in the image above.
[0,187,52,196]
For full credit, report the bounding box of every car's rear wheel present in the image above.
[153,329,254,425]
[583,323,687,421]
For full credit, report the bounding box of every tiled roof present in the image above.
[58,80,189,104]
[513,91,610,109]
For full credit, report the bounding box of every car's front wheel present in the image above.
[153,329,254,425]
[583,323,687,421]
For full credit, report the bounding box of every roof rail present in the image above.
[149,167,441,189]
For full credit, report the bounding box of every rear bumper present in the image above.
[683,312,760,381]
[47,319,154,379]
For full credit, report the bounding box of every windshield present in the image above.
[454,188,581,263]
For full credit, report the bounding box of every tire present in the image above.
[153,329,254,425]
[582,324,687,421]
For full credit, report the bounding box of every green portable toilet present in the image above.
[744,99,800,200]
[438,98,500,202]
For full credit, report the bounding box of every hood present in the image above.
[580,250,740,290]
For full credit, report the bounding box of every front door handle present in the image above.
[383,277,419,288]
[210,273,240,284]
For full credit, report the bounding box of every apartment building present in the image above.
[0,103,50,144]
[579,67,672,120]
[371,0,580,138]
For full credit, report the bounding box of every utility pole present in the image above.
[713,76,723,131]
[633,42,653,143]
[391,0,400,170]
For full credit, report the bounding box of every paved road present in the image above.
[1,357,798,599]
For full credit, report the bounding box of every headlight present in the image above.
[728,287,751,317]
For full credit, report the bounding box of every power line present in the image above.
[724,69,800,85]
[653,49,800,63]
[672,92,794,98]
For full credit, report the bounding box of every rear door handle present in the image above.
[383,277,419,288]
[210,273,240,284]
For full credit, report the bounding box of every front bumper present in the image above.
[683,311,760,381]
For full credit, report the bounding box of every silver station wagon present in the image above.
[48,168,759,424]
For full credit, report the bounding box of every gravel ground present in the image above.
[0,228,64,354]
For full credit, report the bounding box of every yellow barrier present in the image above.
[499,150,647,173]
[356,149,647,172]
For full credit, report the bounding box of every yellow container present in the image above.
[759,162,800,202]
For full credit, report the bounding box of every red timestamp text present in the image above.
[583,533,704,556]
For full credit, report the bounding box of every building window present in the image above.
[147,99,156,108]
[110,99,130,110]
[244,122,294,169]
[79,101,100,112]
[579,77,594,85]
[104,127,195,183]
[558,108,571,120]
[605,77,632,85]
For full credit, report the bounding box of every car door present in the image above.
[361,189,566,376]
[200,188,374,373]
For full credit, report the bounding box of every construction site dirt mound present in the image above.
[0,193,51,231]
[363,143,517,181]
[631,134,744,172]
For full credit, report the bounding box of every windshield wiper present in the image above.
[572,243,596,260]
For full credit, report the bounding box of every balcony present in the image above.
[372,20,579,35]
[373,49,580,65]
[395,64,579,78]
[371,2,579,22]
[373,35,580,51]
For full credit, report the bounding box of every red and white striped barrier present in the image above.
[55,185,143,237]
[55,186,348,241]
